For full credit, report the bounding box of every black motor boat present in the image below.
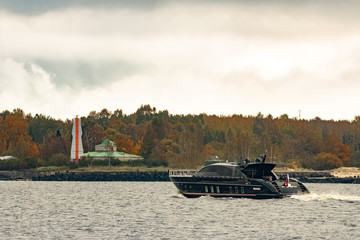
[169,155,310,199]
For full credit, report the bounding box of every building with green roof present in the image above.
[82,139,143,161]
[95,139,117,152]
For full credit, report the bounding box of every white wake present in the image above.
[291,193,360,202]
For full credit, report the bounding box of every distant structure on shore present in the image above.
[70,116,84,164]
[83,139,143,161]
[0,156,18,161]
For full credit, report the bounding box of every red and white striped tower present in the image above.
[70,116,83,164]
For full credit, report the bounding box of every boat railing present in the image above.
[169,169,198,177]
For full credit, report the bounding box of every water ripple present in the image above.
[0,182,359,239]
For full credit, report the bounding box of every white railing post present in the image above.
[169,169,198,177]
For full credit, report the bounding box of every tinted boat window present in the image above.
[198,165,241,177]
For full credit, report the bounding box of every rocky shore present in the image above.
[276,170,360,184]
[0,170,170,182]
[32,171,169,182]
[0,169,359,183]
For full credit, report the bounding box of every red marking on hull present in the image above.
[183,192,257,197]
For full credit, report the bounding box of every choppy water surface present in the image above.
[0,182,359,239]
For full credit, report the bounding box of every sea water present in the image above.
[0,182,359,239]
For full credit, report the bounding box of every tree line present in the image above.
[1,105,360,170]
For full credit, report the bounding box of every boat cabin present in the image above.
[195,161,278,181]
[241,162,278,181]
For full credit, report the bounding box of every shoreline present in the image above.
[1,168,360,183]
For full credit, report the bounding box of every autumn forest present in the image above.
[1,105,360,170]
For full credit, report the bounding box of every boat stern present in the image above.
[272,178,310,196]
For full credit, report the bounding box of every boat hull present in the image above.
[170,176,309,199]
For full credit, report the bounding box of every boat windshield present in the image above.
[197,165,241,177]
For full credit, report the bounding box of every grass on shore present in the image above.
[35,166,70,172]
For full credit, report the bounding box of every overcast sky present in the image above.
[1,0,360,120]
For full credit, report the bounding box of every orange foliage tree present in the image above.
[313,153,342,170]
[334,142,351,166]
[114,134,138,155]
[2,106,360,169]
[1,112,39,159]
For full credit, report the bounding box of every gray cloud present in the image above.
[0,0,166,15]
[32,59,141,89]
[1,0,360,120]
[2,0,360,20]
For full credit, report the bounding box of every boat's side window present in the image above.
[235,187,239,194]
[229,186,233,193]
[241,187,245,194]
[216,186,220,193]
[210,186,214,193]
[205,186,208,193]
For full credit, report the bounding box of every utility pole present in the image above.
[298,109,301,120]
